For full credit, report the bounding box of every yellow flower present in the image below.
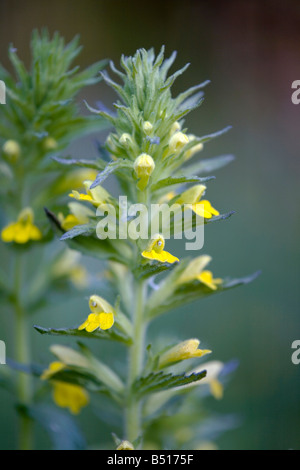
[178,255,222,290]
[59,202,94,231]
[198,270,223,290]
[2,140,21,162]
[1,207,42,244]
[158,339,211,368]
[134,153,155,190]
[78,295,115,332]
[142,234,179,264]
[52,381,89,415]
[116,440,134,450]
[176,185,219,219]
[41,359,89,414]
[69,180,111,207]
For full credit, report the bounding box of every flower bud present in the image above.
[119,133,133,147]
[143,121,153,135]
[168,131,189,154]
[89,294,114,314]
[116,440,134,450]
[43,137,58,151]
[2,140,21,162]
[147,233,165,254]
[134,153,155,190]
[158,339,211,368]
[170,121,181,135]
[177,255,212,284]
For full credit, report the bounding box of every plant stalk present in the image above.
[125,279,147,443]
[14,251,33,450]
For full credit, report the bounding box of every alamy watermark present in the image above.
[95,197,205,251]
[0,80,6,105]
[291,340,300,365]
[291,81,300,105]
[0,340,6,365]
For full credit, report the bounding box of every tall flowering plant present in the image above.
[36,47,258,450]
[0,39,259,449]
[0,30,108,449]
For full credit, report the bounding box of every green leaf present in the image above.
[64,236,131,264]
[174,80,210,110]
[48,343,124,395]
[60,223,97,241]
[90,159,133,189]
[197,126,232,144]
[151,175,215,192]
[146,270,261,319]
[133,370,207,398]
[133,261,176,281]
[34,324,132,346]
[204,211,236,225]
[52,155,106,171]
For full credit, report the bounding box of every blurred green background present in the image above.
[0,0,299,450]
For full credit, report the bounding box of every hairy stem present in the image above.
[14,252,33,450]
[125,279,147,443]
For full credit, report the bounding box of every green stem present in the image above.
[14,252,33,450]
[125,279,147,443]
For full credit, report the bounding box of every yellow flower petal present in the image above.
[1,223,17,242]
[142,235,179,264]
[78,312,114,332]
[142,249,179,264]
[201,200,219,217]
[210,379,224,400]
[29,224,43,241]
[69,191,95,204]
[61,214,81,231]
[198,270,222,290]
[191,203,213,219]
[1,208,42,244]
[78,313,97,331]
[41,361,66,380]
[53,382,89,414]
[13,222,31,244]
[98,312,114,330]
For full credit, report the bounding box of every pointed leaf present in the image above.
[133,370,207,397]
[34,324,133,346]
